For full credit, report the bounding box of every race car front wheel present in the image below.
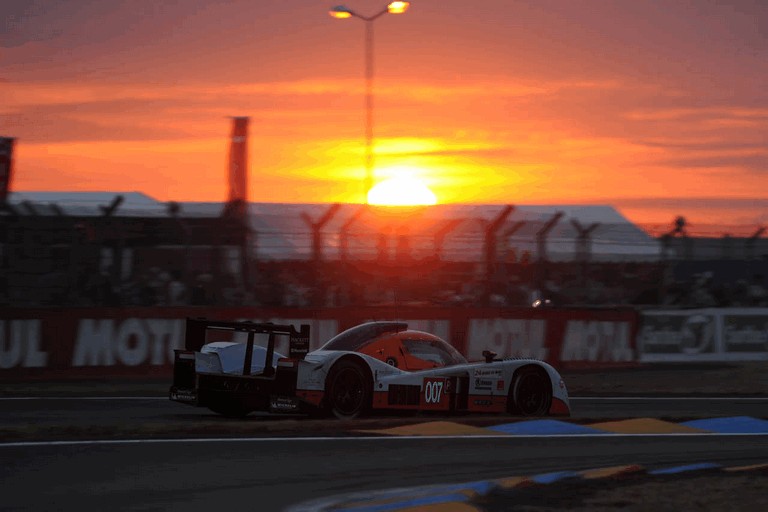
[510,367,552,416]
[326,359,371,420]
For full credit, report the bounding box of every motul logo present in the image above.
[0,320,47,369]
[560,321,633,362]
[466,319,548,360]
[73,319,185,367]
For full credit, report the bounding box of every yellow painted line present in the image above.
[580,465,646,479]
[335,495,414,510]
[359,421,505,437]
[495,476,535,489]
[588,418,706,434]
[336,488,481,511]
[394,504,482,512]
[725,463,768,472]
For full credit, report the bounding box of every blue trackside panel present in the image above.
[681,416,768,434]
[488,419,607,435]
[335,492,470,512]
[649,462,722,475]
[531,470,581,484]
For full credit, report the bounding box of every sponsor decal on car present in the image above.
[474,378,493,390]
[424,379,445,403]
[473,368,502,378]
[170,389,197,402]
[269,395,300,412]
[421,377,449,410]
[289,336,310,359]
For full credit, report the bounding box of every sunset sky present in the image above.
[2,0,766,232]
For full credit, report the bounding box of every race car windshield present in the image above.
[402,338,467,366]
[321,322,408,352]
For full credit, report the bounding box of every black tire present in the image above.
[326,359,371,420]
[510,367,552,417]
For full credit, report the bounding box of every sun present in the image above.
[367,174,438,206]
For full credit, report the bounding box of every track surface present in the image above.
[1,397,767,511]
[2,435,766,511]
[3,363,766,511]
[3,396,768,431]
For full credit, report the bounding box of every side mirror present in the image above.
[482,350,497,363]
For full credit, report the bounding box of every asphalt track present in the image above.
[2,435,766,511]
[3,396,768,429]
[1,397,767,511]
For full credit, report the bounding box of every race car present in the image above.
[169,318,570,419]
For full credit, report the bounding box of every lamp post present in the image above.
[329,2,410,203]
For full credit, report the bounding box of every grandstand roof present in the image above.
[7,191,662,262]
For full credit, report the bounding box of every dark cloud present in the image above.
[612,197,768,210]
[653,154,768,171]
[2,1,63,48]
[637,140,767,152]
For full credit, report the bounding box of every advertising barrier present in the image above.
[464,309,637,369]
[638,308,768,362]
[0,307,640,380]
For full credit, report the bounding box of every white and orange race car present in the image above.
[170,318,570,419]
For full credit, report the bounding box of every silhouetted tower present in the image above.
[0,137,16,204]
[227,117,249,217]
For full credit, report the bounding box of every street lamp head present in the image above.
[387,1,410,14]
[329,5,353,19]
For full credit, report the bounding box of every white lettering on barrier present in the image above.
[147,319,185,364]
[722,313,768,352]
[116,318,147,366]
[467,319,547,360]
[724,328,768,345]
[638,312,717,356]
[638,326,683,345]
[74,320,115,366]
[560,321,633,362]
[0,320,47,369]
[73,319,185,367]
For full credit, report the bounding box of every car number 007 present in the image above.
[424,379,444,404]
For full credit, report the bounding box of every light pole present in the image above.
[329,2,410,203]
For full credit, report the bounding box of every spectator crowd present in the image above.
[21,258,765,310]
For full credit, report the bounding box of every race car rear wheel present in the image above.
[510,367,552,416]
[326,359,371,420]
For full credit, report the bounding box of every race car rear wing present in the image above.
[184,317,310,376]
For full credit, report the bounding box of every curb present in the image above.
[287,462,768,511]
